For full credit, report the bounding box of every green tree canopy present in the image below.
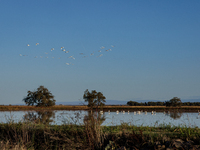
[165,97,182,107]
[127,101,141,106]
[83,89,106,110]
[23,86,56,107]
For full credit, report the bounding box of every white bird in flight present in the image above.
[105,49,112,52]
[22,42,115,66]
[97,54,103,57]
[100,46,105,49]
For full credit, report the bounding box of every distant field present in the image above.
[0,105,200,112]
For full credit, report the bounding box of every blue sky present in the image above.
[0,0,200,105]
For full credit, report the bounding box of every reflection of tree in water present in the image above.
[23,111,55,125]
[83,110,106,147]
[84,111,105,126]
[166,111,182,119]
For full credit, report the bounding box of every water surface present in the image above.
[0,110,200,127]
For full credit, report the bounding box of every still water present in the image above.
[0,110,200,127]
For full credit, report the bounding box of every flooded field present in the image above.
[0,110,200,127]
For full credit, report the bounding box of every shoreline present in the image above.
[0,105,200,112]
[0,122,200,149]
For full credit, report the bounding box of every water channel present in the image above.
[0,110,200,127]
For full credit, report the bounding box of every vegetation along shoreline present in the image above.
[0,87,200,149]
[1,105,200,112]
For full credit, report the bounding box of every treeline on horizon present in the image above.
[127,101,200,106]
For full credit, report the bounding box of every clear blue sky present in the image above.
[0,0,200,105]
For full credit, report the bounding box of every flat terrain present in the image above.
[0,105,200,112]
[0,122,200,149]
[0,105,200,149]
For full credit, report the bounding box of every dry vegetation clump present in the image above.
[0,140,30,150]
[1,119,200,150]
[0,122,88,150]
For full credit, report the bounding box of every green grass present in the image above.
[0,109,200,149]
[0,120,200,150]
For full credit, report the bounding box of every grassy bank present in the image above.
[0,120,200,149]
[0,105,200,112]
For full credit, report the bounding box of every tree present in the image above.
[165,97,182,107]
[127,101,140,106]
[83,89,106,110]
[83,89,106,148]
[96,92,106,107]
[23,86,56,107]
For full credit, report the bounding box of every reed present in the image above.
[0,112,200,150]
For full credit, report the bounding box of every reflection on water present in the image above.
[84,111,106,126]
[101,111,200,127]
[23,111,55,125]
[0,110,200,127]
[166,111,182,119]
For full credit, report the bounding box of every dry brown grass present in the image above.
[181,106,200,108]
[0,105,88,111]
[103,105,167,108]
[1,105,200,112]
[0,140,31,150]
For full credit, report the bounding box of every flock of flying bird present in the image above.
[19,43,115,66]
